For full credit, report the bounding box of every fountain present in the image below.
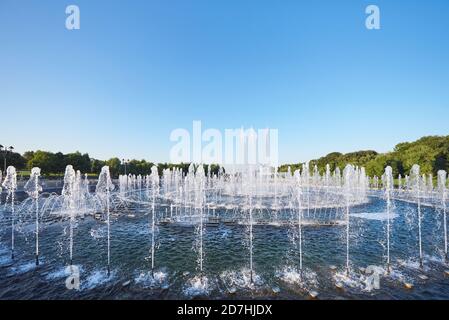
[410,164,424,268]
[4,160,449,299]
[294,169,303,275]
[383,166,393,273]
[343,164,354,275]
[150,165,159,275]
[95,166,114,276]
[2,166,17,259]
[438,170,447,262]
[24,167,42,265]
[195,165,206,273]
[303,163,310,220]
[62,165,76,266]
[248,166,254,284]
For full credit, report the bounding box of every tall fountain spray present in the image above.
[438,170,447,262]
[343,164,354,275]
[24,167,42,265]
[294,169,303,276]
[383,166,394,273]
[2,166,17,259]
[62,165,76,266]
[195,165,205,273]
[150,165,159,275]
[411,164,423,268]
[274,166,278,209]
[96,166,114,276]
[303,163,310,220]
[248,166,254,284]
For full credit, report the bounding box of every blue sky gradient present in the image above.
[1,0,448,163]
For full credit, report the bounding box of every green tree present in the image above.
[105,157,121,177]
[27,151,58,174]
[64,152,91,172]
[3,152,26,170]
[22,151,35,163]
[91,159,105,174]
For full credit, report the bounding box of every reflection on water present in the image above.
[1,196,449,300]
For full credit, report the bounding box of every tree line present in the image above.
[278,135,449,177]
[3,135,448,178]
[1,150,222,178]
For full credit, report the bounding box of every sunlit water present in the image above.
[1,193,449,300]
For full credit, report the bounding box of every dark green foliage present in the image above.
[91,159,106,174]
[0,151,27,171]
[105,157,121,177]
[280,150,378,175]
[64,152,91,173]
[10,135,448,178]
[18,150,224,178]
[280,135,449,177]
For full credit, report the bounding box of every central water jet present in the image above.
[24,167,42,266]
[96,166,114,276]
[62,165,76,267]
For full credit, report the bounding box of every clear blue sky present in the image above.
[1,0,448,164]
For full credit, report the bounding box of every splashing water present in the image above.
[184,274,210,297]
[135,269,169,289]
[24,167,42,265]
[95,166,114,276]
[411,164,424,268]
[383,166,394,273]
[2,166,17,259]
[438,170,448,262]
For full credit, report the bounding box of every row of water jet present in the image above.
[371,165,448,271]
[114,162,370,287]
[15,166,103,221]
[117,163,369,227]
[1,164,116,275]
[3,161,449,294]
[368,165,446,275]
[394,165,448,269]
[380,171,448,209]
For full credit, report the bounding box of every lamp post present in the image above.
[122,159,129,175]
[0,145,14,173]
